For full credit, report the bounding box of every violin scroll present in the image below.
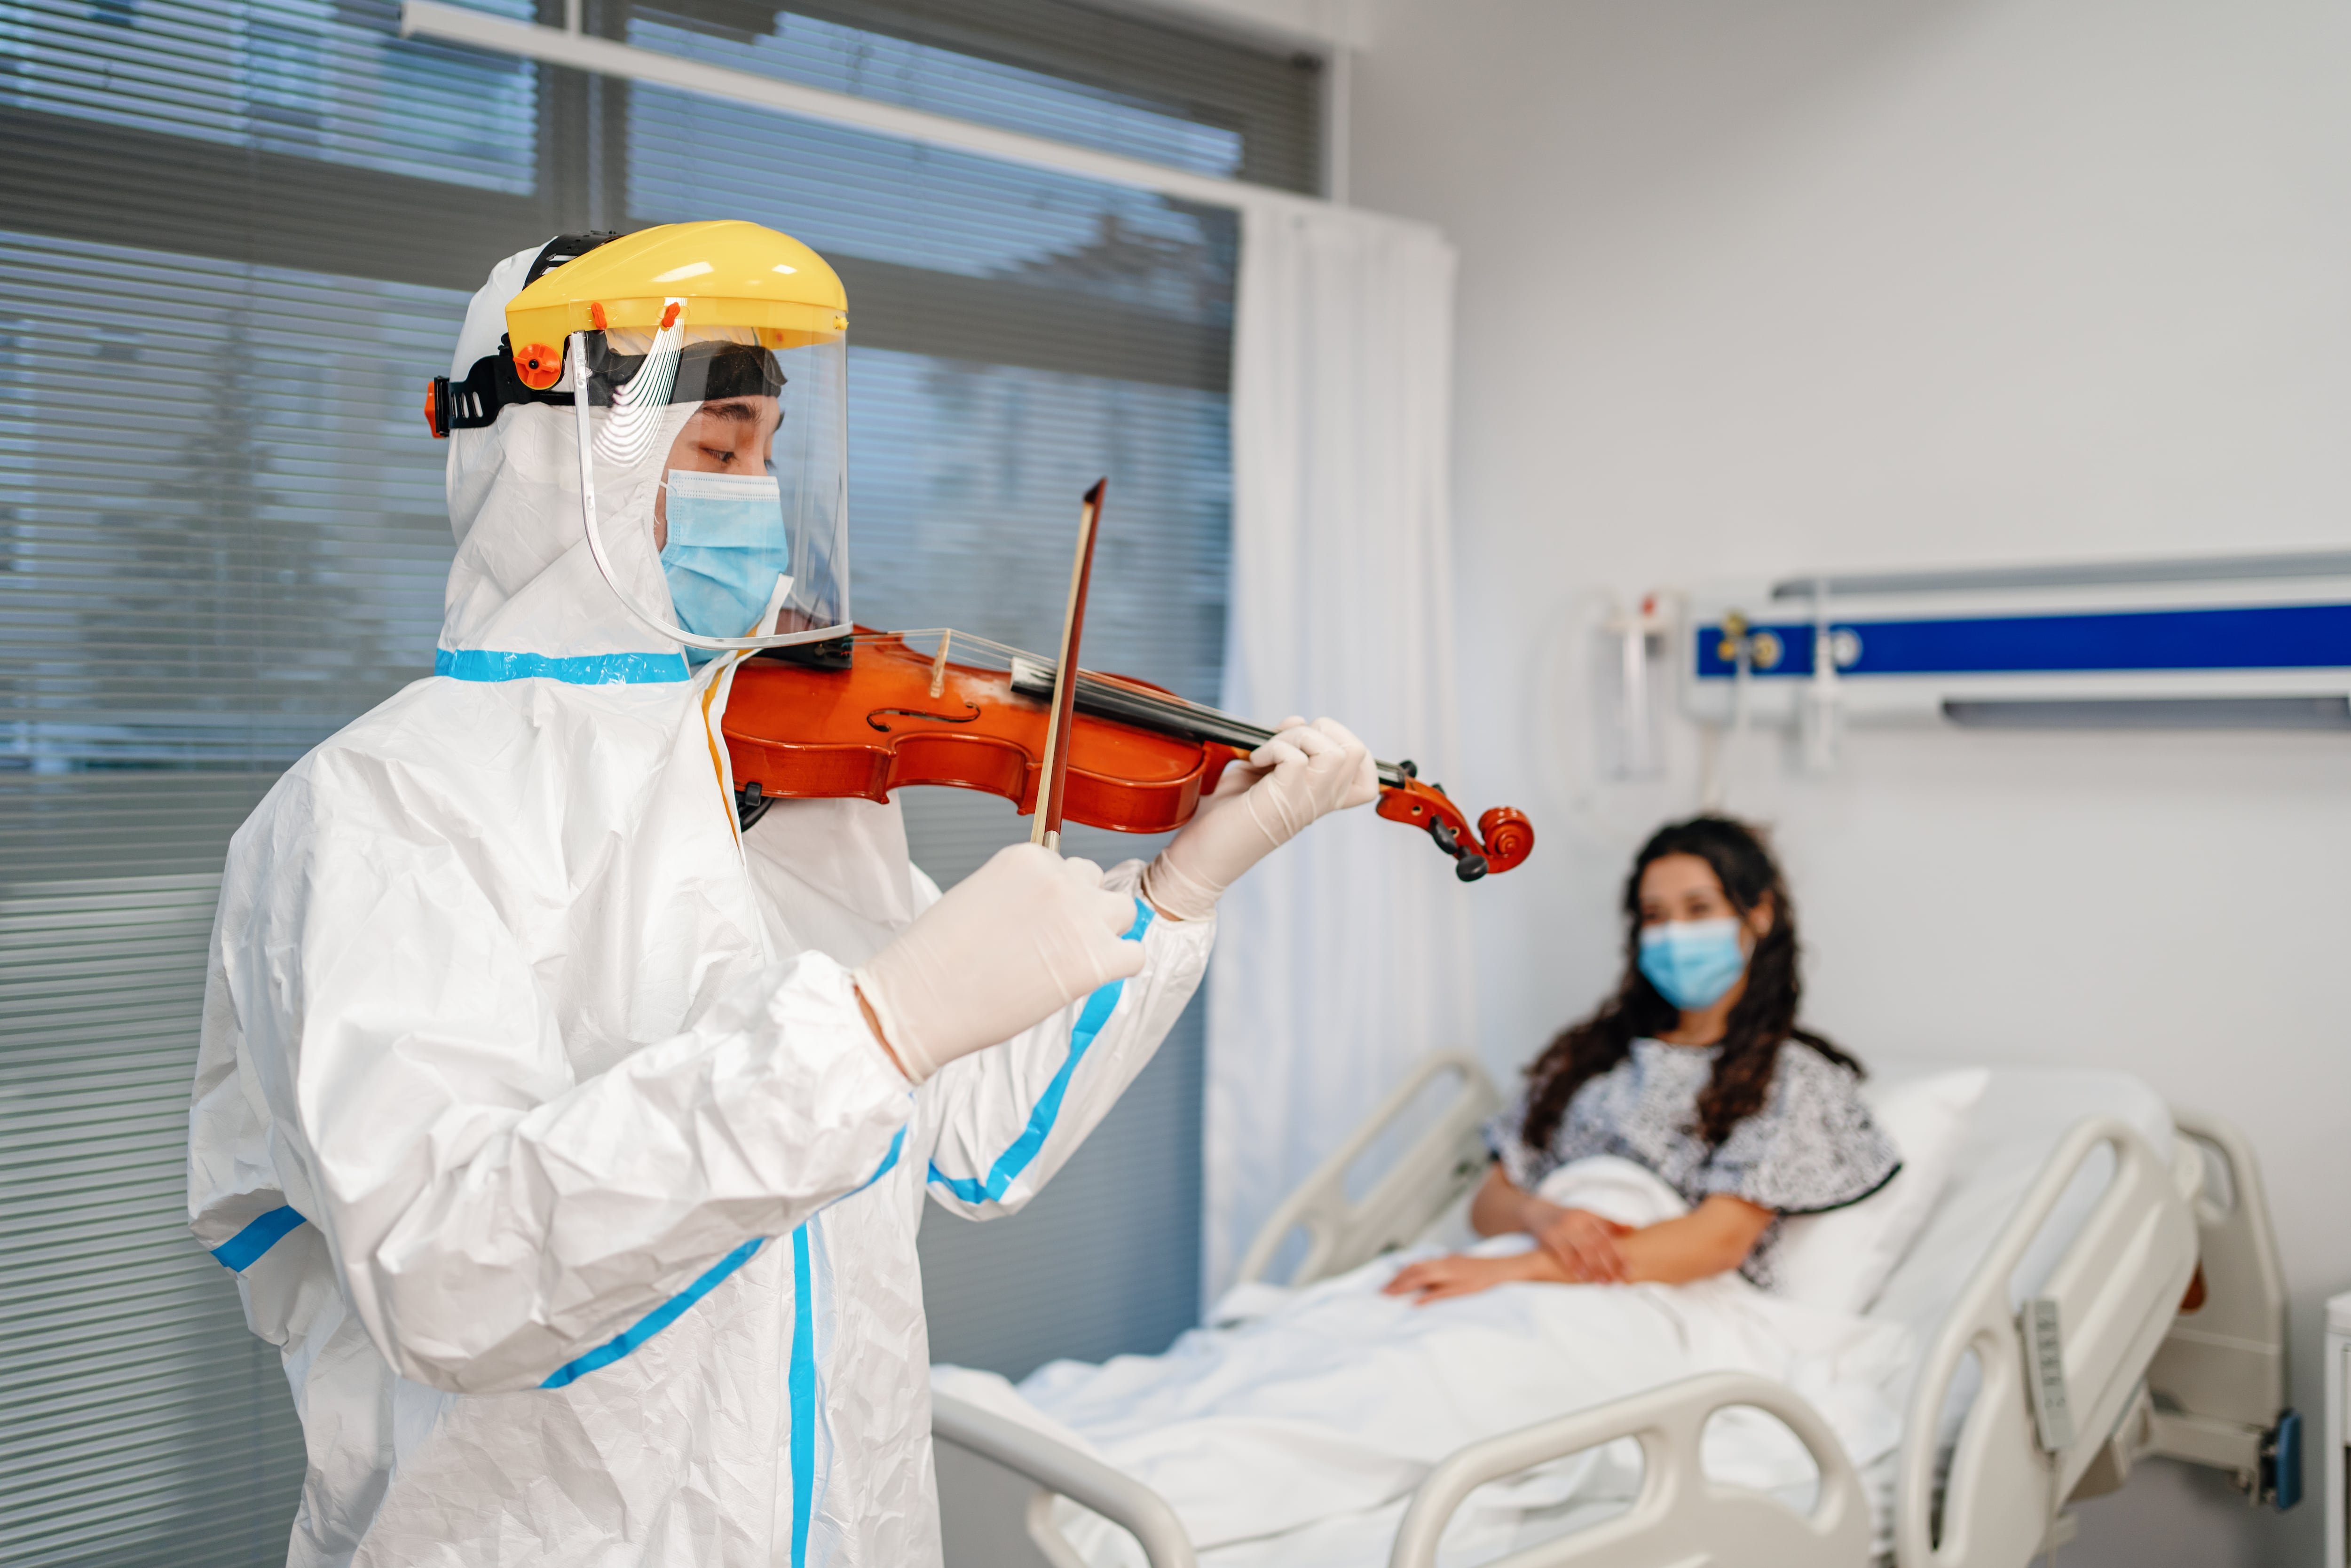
[1474,806,1536,875]
[1373,774,1537,882]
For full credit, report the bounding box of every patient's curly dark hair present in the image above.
[1517,816,1860,1152]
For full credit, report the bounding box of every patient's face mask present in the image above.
[1637,918,1748,1011]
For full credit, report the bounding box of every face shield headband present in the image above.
[569,311,850,659]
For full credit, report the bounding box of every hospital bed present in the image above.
[933,1054,2292,1568]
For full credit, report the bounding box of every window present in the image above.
[0,232,468,771]
[2,0,542,190]
[0,1,1314,1557]
[627,0,1320,189]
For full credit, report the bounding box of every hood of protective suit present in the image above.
[436,244,698,675]
[434,244,918,929]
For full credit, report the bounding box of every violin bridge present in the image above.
[929,630,950,700]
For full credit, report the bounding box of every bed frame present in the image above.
[933,1055,2290,1568]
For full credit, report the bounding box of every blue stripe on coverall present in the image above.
[209,1205,307,1271]
[926,898,1156,1205]
[538,1130,904,1391]
[539,1236,768,1390]
[434,647,691,685]
[789,1225,818,1568]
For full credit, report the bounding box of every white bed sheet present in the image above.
[939,1065,2175,1568]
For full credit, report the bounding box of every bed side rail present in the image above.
[1385,1370,1872,1568]
[1233,1051,1501,1290]
[2142,1108,2292,1498]
[932,1390,1196,1568]
[1895,1117,2195,1568]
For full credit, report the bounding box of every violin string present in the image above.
[843,628,1411,789]
[855,629,1278,746]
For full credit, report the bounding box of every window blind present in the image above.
[0,230,469,770]
[0,0,1306,1557]
[631,0,1322,191]
[0,863,302,1568]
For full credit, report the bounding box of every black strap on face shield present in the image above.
[425,334,569,435]
[425,337,789,437]
[426,233,625,439]
[524,231,623,287]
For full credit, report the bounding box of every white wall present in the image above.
[1340,2,2351,1562]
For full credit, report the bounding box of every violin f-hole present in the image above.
[866,703,982,733]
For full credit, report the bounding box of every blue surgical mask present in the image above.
[659,470,790,663]
[1638,917,1749,1011]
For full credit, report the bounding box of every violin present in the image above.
[720,625,1534,882]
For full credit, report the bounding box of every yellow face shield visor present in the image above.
[501,221,853,661]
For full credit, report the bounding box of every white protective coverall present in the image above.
[186,246,1214,1567]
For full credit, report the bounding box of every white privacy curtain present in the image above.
[1204,203,1476,1301]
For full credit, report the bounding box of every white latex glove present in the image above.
[852,843,1145,1081]
[1141,716,1378,922]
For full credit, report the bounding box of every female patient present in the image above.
[1388,815,1895,1304]
[993,815,1913,1561]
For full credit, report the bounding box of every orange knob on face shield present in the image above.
[511,342,563,390]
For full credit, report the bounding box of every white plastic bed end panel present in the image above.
[1233,1052,1500,1289]
[933,1392,1196,1568]
[2146,1109,2288,1437]
[1384,1371,1873,1568]
[1894,1118,2196,1568]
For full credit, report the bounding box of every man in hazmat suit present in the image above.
[186,222,1373,1567]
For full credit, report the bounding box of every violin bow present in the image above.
[1032,479,1106,852]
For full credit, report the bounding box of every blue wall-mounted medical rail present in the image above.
[1693,602,2351,679]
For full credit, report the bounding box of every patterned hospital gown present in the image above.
[1485,1037,1899,1289]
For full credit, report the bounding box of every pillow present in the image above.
[1773,1067,1988,1314]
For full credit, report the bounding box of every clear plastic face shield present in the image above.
[568,306,848,661]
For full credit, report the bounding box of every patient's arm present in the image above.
[1389,1190,1774,1303]
[1383,1249,1555,1302]
[1470,1166,1634,1282]
[1468,1164,1537,1237]
[1611,1195,1773,1284]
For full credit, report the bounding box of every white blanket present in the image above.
[938,1157,1913,1565]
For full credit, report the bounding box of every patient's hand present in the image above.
[1525,1205,1633,1284]
[1382,1248,1569,1305]
[1469,1172,1633,1284]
